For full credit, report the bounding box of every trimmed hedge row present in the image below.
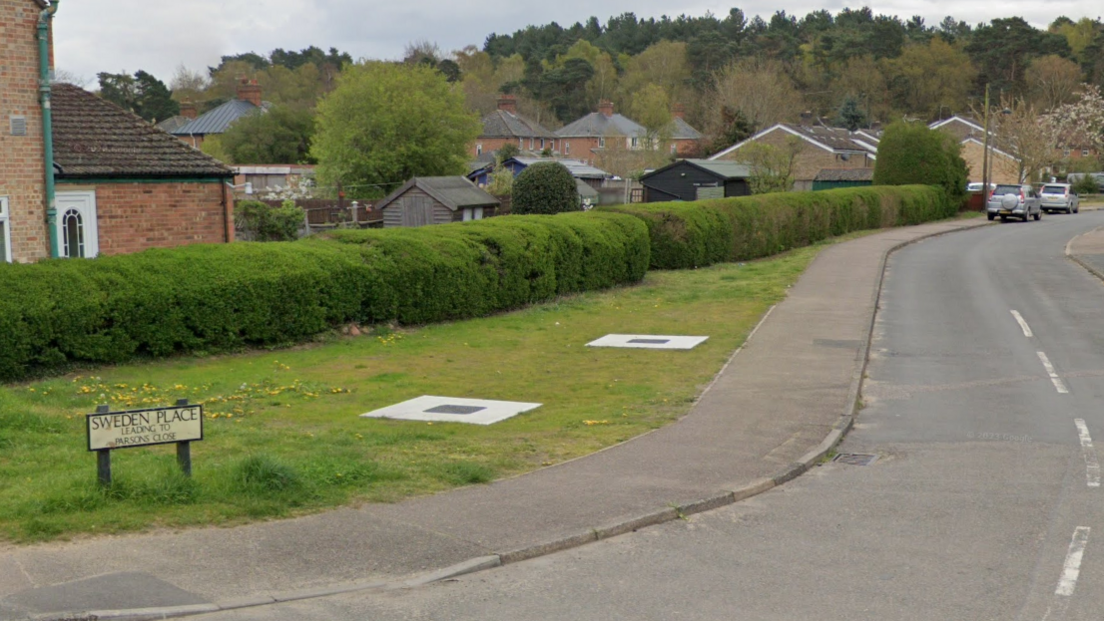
[604,185,954,270]
[0,212,649,381]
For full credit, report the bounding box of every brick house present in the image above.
[555,100,702,164]
[471,95,557,158]
[930,116,1020,183]
[709,123,877,191]
[170,79,266,150]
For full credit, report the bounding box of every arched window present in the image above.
[62,208,85,258]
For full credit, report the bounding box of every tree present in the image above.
[742,138,803,194]
[884,38,976,118]
[706,107,753,154]
[874,121,967,206]
[1044,85,1104,155]
[991,97,1058,182]
[967,17,1070,96]
[512,162,580,214]
[629,84,673,146]
[97,70,179,122]
[496,143,520,160]
[619,40,690,113]
[486,157,515,197]
[170,65,208,103]
[836,96,867,130]
[709,58,803,134]
[1025,55,1083,110]
[219,106,316,165]
[311,62,481,199]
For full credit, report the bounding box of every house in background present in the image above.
[378,177,500,228]
[929,116,1020,183]
[709,123,877,191]
[170,79,267,150]
[1,0,234,263]
[555,100,703,164]
[640,159,751,202]
[472,95,557,158]
[467,156,610,205]
[669,105,704,156]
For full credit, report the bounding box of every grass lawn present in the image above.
[0,236,847,543]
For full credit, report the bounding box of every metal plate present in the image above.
[833,452,879,466]
[627,338,671,345]
[361,396,542,425]
[424,405,486,415]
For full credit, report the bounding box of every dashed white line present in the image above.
[1011,310,1034,337]
[1075,419,1101,488]
[1056,527,1091,597]
[1037,351,1069,394]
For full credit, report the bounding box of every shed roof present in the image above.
[510,157,610,179]
[172,98,264,136]
[641,159,751,181]
[556,112,646,138]
[377,177,500,212]
[575,179,599,199]
[51,84,232,179]
[479,110,555,139]
[814,168,875,182]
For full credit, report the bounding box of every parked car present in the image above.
[1039,183,1079,214]
[967,182,996,193]
[986,184,1042,222]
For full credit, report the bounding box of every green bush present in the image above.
[873,122,968,207]
[1071,174,1101,195]
[234,199,305,241]
[0,212,649,381]
[512,162,581,215]
[604,185,953,270]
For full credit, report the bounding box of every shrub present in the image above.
[874,122,968,207]
[604,185,953,270]
[512,162,581,215]
[234,199,305,241]
[0,212,649,381]
[1071,173,1101,195]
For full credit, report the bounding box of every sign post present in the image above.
[86,399,204,486]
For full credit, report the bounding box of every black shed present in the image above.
[640,159,752,202]
[378,177,501,228]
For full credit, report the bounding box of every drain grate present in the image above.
[833,452,879,466]
[424,405,486,415]
[627,338,671,345]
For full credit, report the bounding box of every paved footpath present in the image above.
[0,218,987,621]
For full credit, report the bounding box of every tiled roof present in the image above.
[671,117,703,140]
[787,124,874,152]
[378,177,500,212]
[172,99,263,136]
[480,110,555,139]
[814,168,875,182]
[51,84,232,178]
[556,112,646,138]
[510,157,610,179]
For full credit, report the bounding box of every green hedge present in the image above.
[603,185,953,270]
[0,212,648,381]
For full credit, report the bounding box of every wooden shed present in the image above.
[378,177,501,228]
[640,159,752,202]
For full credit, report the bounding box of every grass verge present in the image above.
[0,234,852,543]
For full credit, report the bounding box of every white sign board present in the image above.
[87,405,204,451]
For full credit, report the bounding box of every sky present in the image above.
[52,0,1104,87]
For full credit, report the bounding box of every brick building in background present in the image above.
[471,95,557,158]
[0,0,234,262]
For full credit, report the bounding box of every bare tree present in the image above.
[742,137,803,194]
[1025,55,1084,111]
[708,58,803,136]
[991,97,1058,182]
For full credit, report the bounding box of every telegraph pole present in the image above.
[981,84,991,195]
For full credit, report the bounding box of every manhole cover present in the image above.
[833,452,879,466]
[424,405,486,415]
[628,338,671,345]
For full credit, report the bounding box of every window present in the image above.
[631,137,639,149]
[565,142,570,155]
[61,208,86,258]
[476,143,483,156]
[1083,149,1091,157]
[670,143,677,154]
[598,137,606,148]
[529,138,534,150]
[0,197,10,262]
[540,139,545,150]
[1064,148,1072,157]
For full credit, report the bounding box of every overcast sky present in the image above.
[53,0,1104,86]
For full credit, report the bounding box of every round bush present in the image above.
[512,162,581,215]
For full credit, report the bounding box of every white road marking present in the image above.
[1037,351,1069,394]
[1056,527,1091,597]
[1075,419,1101,488]
[1011,310,1034,337]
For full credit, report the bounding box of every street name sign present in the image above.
[87,404,203,451]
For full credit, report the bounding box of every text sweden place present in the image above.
[87,405,204,451]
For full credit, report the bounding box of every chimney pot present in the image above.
[673,103,685,119]
[237,78,262,108]
[598,100,614,117]
[497,95,517,113]
[180,101,198,120]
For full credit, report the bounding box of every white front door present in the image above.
[56,190,98,258]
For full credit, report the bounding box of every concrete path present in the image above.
[0,217,988,621]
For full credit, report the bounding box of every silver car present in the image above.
[986,184,1042,222]
[1039,183,1079,214]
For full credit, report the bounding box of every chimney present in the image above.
[673,103,685,120]
[497,95,517,114]
[598,100,614,117]
[180,101,198,120]
[237,78,262,107]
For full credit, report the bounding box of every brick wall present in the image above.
[0,0,48,262]
[78,181,231,256]
[471,136,558,158]
[715,128,873,189]
[960,140,1020,184]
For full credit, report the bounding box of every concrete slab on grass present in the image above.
[586,334,709,350]
[360,396,542,425]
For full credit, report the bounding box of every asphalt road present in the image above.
[193,212,1104,620]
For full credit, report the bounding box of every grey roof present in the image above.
[377,177,500,212]
[480,110,555,139]
[642,159,751,181]
[670,117,703,140]
[575,179,599,199]
[556,112,646,138]
[814,168,875,182]
[172,99,263,136]
[510,157,609,179]
[155,115,192,133]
